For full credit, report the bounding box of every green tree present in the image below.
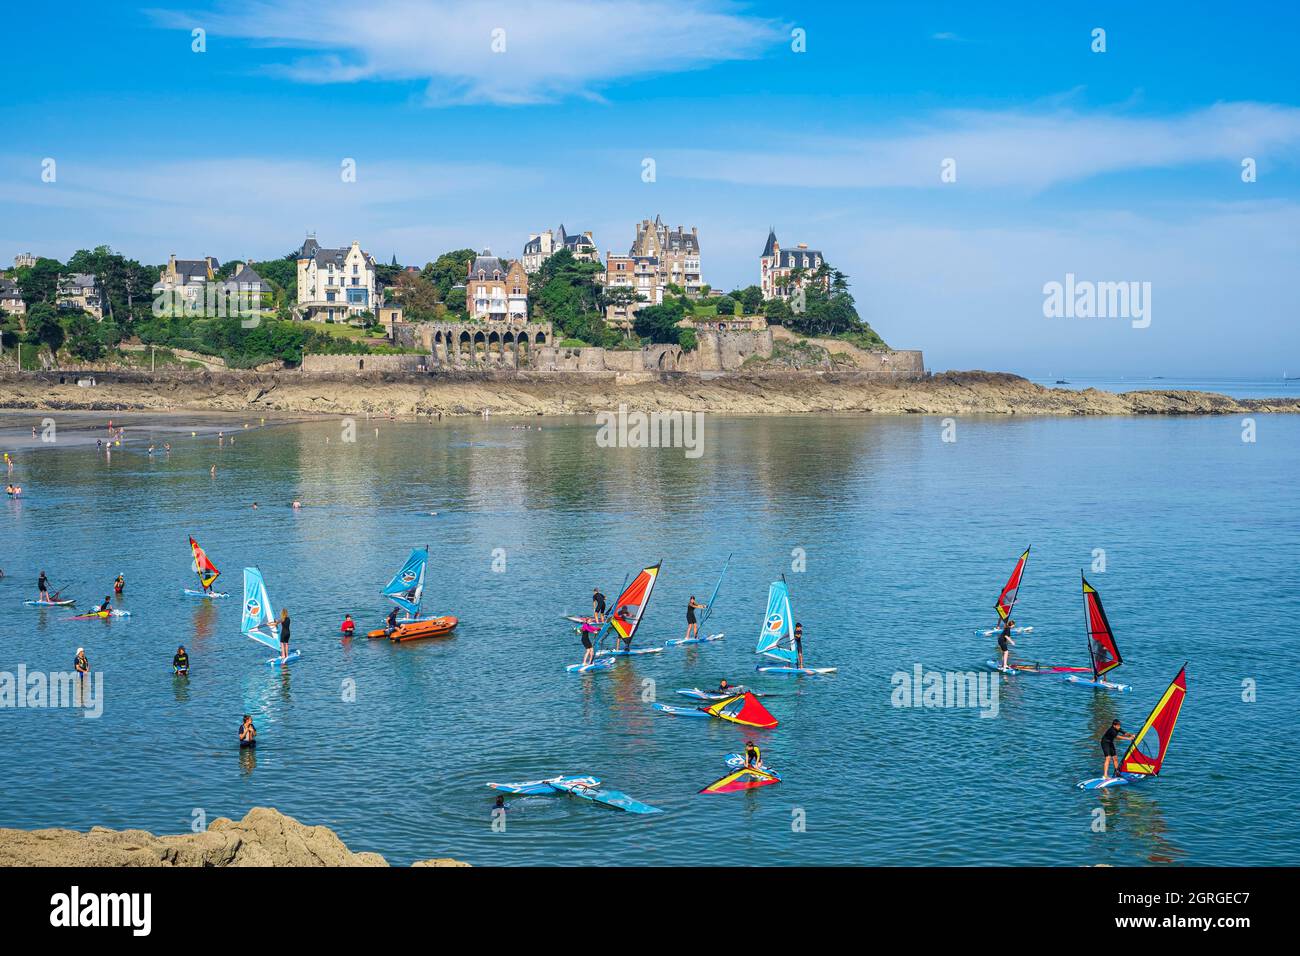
[633,300,685,344]
[423,248,477,299]
[26,303,65,360]
[17,258,62,306]
[64,311,105,362]
[715,295,737,316]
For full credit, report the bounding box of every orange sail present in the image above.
[1119,666,1188,777]
[608,562,661,643]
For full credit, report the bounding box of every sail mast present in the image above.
[699,553,732,627]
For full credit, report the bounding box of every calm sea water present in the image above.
[1,411,1297,866]
[1029,376,1300,400]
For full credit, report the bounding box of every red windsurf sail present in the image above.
[707,692,778,729]
[1119,665,1187,777]
[699,767,781,794]
[608,562,661,643]
[189,535,220,589]
[996,547,1031,621]
[1082,574,1123,681]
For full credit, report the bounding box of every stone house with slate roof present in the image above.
[629,215,703,295]
[294,237,376,322]
[466,250,528,322]
[57,272,105,319]
[0,278,25,317]
[759,228,829,302]
[522,224,599,273]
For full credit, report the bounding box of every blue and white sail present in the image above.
[241,567,279,651]
[755,578,797,664]
[698,553,732,627]
[383,547,428,619]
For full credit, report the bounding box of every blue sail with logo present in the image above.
[755,578,797,664]
[382,547,428,619]
[241,567,278,651]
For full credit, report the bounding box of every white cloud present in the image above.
[660,102,1300,191]
[149,0,785,105]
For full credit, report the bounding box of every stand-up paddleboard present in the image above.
[653,702,714,718]
[664,632,724,647]
[183,588,229,598]
[984,660,1090,677]
[676,686,760,701]
[597,646,664,657]
[1078,665,1187,790]
[68,609,131,620]
[566,657,614,673]
[26,598,75,607]
[723,753,781,779]
[755,665,836,676]
[242,567,302,668]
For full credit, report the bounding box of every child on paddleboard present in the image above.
[591,588,606,623]
[579,619,599,667]
[277,609,292,661]
[794,622,805,669]
[997,618,1016,670]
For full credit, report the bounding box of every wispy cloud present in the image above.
[930,32,965,42]
[660,102,1300,191]
[148,0,785,106]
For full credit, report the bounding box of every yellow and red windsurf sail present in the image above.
[1119,665,1187,777]
[996,547,1031,621]
[706,692,779,729]
[699,766,781,795]
[189,535,220,589]
[1082,574,1123,681]
[608,562,661,643]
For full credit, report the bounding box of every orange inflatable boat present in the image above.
[366,615,459,642]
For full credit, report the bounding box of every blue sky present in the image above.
[3,1,1298,375]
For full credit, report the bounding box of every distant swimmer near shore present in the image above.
[173,645,189,676]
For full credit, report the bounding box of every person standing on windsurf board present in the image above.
[1099,719,1135,780]
[997,618,1016,671]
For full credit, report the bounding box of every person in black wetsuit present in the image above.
[794,622,805,669]
[744,740,763,770]
[173,645,190,676]
[277,609,291,661]
[96,595,112,614]
[592,588,607,623]
[38,571,50,603]
[683,595,706,642]
[578,618,599,667]
[1099,719,1135,779]
[997,618,1016,670]
[384,606,400,637]
[239,715,256,748]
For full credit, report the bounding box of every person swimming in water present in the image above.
[239,715,256,749]
[173,645,190,676]
[340,614,355,637]
[683,595,707,642]
[113,573,125,595]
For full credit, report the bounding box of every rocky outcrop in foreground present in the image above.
[2,370,1297,418]
[0,808,467,867]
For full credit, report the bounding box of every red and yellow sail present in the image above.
[699,767,781,794]
[1119,665,1188,777]
[608,562,661,642]
[996,547,1031,621]
[189,535,220,589]
[706,692,779,729]
[1082,574,1123,680]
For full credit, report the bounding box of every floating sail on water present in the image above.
[241,567,279,651]
[996,547,1031,622]
[1082,574,1123,682]
[699,766,781,795]
[707,692,779,729]
[189,535,220,590]
[698,553,732,627]
[607,562,661,645]
[383,547,428,619]
[755,577,796,664]
[1118,665,1188,777]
